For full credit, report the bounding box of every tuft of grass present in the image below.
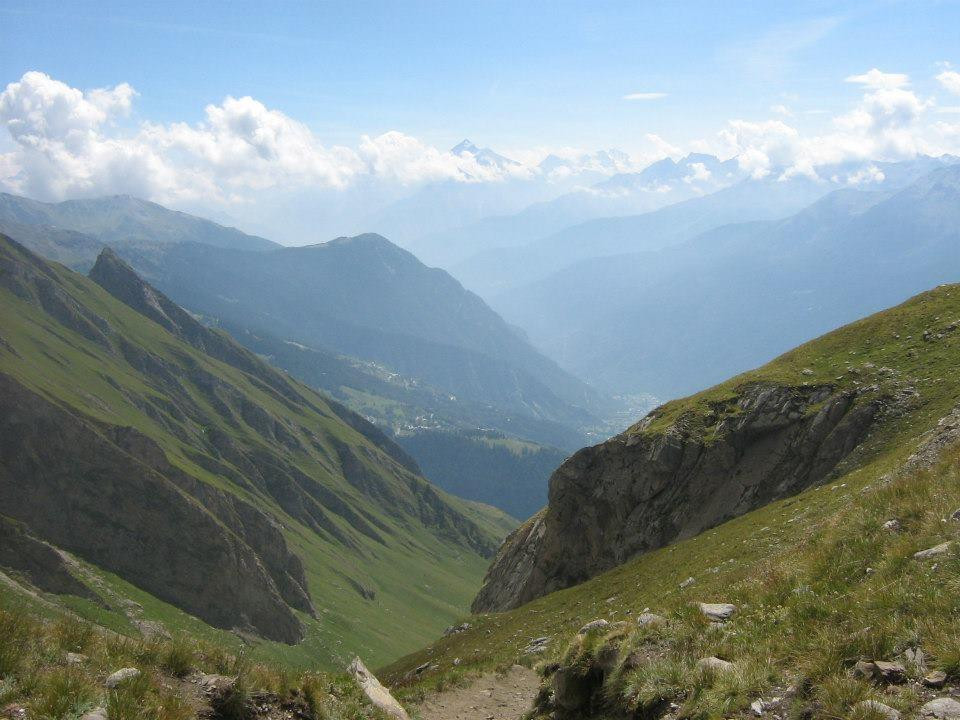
[159,636,195,679]
[31,667,98,720]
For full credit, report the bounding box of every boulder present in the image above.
[855,700,900,720]
[637,612,667,627]
[198,673,242,715]
[578,619,610,635]
[65,652,88,665]
[80,710,108,720]
[105,667,141,688]
[883,519,902,532]
[873,661,907,684]
[698,603,737,622]
[697,656,734,673]
[924,671,948,689]
[921,698,960,719]
[347,657,409,720]
[915,542,953,560]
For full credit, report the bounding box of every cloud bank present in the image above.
[1,67,959,209]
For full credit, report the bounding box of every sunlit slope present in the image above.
[0,234,509,668]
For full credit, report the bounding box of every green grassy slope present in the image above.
[0,235,508,669]
[382,285,960,716]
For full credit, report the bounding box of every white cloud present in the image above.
[845,68,910,90]
[623,92,667,101]
[3,66,960,218]
[683,162,712,184]
[845,165,885,185]
[0,71,548,203]
[937,70,960,95]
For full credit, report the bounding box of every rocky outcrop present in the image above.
[0,515,96,600]
[475,383,896,612]
[0,373,304,643]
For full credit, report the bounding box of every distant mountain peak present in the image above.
[450,140,519,169]
[451,139,479,154]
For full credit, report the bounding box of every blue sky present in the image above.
[1,0,960,243]
[2,0,958,152]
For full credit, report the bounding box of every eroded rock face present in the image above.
[475,383,890,612]
[0,374,304,643]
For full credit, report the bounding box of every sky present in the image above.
[1,0,960,240]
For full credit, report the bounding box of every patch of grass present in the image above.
[32,668,98,720]
[159,636,195,678]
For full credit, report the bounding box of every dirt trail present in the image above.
[415,664,540,720]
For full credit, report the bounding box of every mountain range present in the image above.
[0,233,519,666]
[0,192,606,519]
[489,160,960,397]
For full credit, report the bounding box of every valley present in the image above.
[3,35,960,719]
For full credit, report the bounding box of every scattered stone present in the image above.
[524,636,551,654]
[679,576,695,589]
[637,612,667,627]
[577,619,610,635]
[855,700,901,720]
[697,656,733,673]
[924,671,948,689]
[921,698,960,719]
[751,700,765,716]
[915,542,953,560]
[801,368,814,376]
[883,519,902,532]
[105,667,141,688]
[906,647,926,670]
[347,657,410,720]
[65,652,88,665]
[951,508,960,522]
[412,662,432,675]
[443,622,471,636]
[80,709,108,720]
[133,619,170,641]
[698,602,737,622]
[198,674,238,710]
[873,661,907,684]
[1,705,27,720]
[452,657,461,666]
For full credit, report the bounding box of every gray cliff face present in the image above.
[473,383,892,612]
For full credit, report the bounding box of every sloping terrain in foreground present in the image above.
[0,234,512,669]
[383,285,960,720]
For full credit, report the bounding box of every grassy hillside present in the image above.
[382,285,960,718]
[0,235,511,669]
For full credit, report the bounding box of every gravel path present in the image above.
[415,664,540,720]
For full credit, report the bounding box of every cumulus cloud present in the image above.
[2,67,960,213]
[937,70,960,95]
[683,162,712,184]
[0,71,536,204]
